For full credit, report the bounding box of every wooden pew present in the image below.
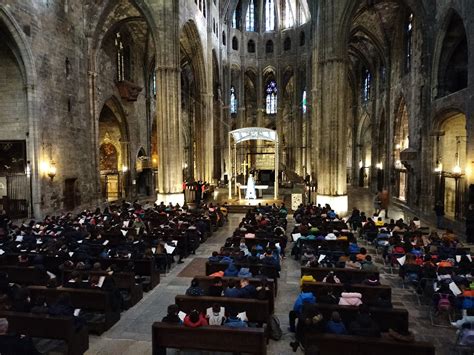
[301,282,391,304]
[27,286,120,334]
[61,270,143,308]
[301,267,379,284]
[0,265,49,285]
[298,239,349,251]
[303,333,435,355]
[175,295,270,324]
[0,310,89,355]
[313,304,409,332]
[152,322,266,355]
[192,276,276,312]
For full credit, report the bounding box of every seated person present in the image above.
[326,311,347,334]
[208,277,224,297]
[361,255,378,273]
[322,271,341,284]
[290,303,324,352]
[224,263,239,277]
[318,287,339,304]
[183,309,208,328]
[289,291,316,332]
[238,278,257,298]
[161,304,182,324]
[224,309,248,328]
[0,318,40,355]
[345,254,362,270]
[223,279,241,298]
[338,284,363,306]
[208,251,221,263]
[349,304,381,337]
[206,303,226,325]
[363,273,381,287]
[356,247,368,261]
[185,278,205,296]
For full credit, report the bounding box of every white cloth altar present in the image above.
[245,174,256,199]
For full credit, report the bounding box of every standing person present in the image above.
[434,200,445,230]
[466,204,474,244]
[373,193,382,216]
[195,181,202,206]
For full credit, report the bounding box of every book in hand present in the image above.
[237,312,248,322]
[178,311,186,322]
[97,276,106,288]
[74,309,81,317]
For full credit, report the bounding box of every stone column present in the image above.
[201,92,214,183]
[154,0,184,205]
[314,0,349,214]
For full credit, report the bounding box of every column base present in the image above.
[316,194,348,216]
[156,193,185,206]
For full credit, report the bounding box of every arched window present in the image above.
[362,68,371,103]
[230,86,238,115]
[232,10,238,28]
[248,40,256,53]
[232,1,242,29]
[232,37,239,50]
[284,37,291,51]
[246,0,255,32]
[115,32,125,81]
[222,31,226,46]
[266,80,278,114]
[151,70,156,96]
[283,0,294,28]
[405,13,414,72]
[266,40,274,53]
[302,90,307,114]
[265,0,275,31]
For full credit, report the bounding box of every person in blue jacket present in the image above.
[288,291,316,332]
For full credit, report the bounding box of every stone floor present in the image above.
[85,187,462,355]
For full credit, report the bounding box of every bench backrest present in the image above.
[175,295,270,323]
[206,262,279,279]
[301,282,391,304]
[0,265,49,285]
[304,333,434,355]
[301,267,379,284]
[152,322,266,355]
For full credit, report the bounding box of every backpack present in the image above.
[459,326,474,346]
[267,315,282,340]
[437,294,452,312]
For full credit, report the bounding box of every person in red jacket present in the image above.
[183,309,208,328]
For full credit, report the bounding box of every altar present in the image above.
[227,127,279,201]
[236,183,269,200]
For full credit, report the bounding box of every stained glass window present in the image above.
[405,13,414,72]
[265,0,275,31]
[363,69,371,103]
[115,33,124,81]
[302,90,307,114]
[230,86,238,114]
[266,80,277,114]
[246,0,255,32]
[283,0,294,28]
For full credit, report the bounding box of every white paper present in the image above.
[456,255,462,263]
[123,221,130,228]
[15,236,23,242]
[178,311,186,322]
[103,240,109,246]
[121,230,127,236]
[79,219,85,225]
[127,253,131,258]
[47,271,56,279]
[68,252,74,257]
[152,248,156,254]
[74,309,81,317]
[165,244,176,254]
[237,312,248,321]
[468,254,473,262]
[36,240,42,244]
[292,233,302,241]
[104,216,108,221]
[172,240,178,245]
[275,243,280,249]
[449,282,462,296]
[77,240,83,244]
[133,241,139,244]
[0,249,5,256]
[318,254,326,263]
[97,276,106,288]
[397,255,406,266]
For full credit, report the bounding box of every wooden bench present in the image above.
[27,285,120,334]
[192,276,276,312]
[313,304,409,332]
[0,265,49,285]
[61,270,143,308]
[0,310,89,355]
[152,322,266,355]
[298,239,349,251]
[301,282,391,304]
[303,333,435,355]
[301,267,379,284]
[175,295,270,324]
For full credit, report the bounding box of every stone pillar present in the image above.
[154,0,183,205]
[314,0,349,215]
[201,92,214,183]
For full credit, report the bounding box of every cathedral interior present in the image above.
[0,0,473,353]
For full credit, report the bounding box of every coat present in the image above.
[338,292,363,306]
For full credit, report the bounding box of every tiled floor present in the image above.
[85,187,462,355]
